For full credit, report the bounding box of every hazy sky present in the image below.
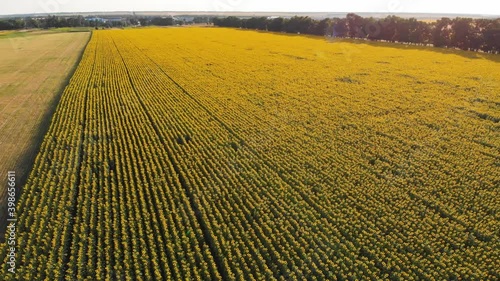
[1,0,499,16]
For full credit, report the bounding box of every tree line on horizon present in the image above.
[0,15,127,29]
[0,15,209,30]
[213,14,500,53]
[1,13,498,53]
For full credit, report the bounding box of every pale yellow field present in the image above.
[0,32,90,231]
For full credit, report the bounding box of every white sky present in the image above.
[1,0,499,16]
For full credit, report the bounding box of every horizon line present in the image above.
[1,10,499,18]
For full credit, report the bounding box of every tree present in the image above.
[433,18,452,47]
[310,18,331,36]
[363,17,382,40]
[151,17,174,26]
[451,18,473,50]
[346,13,364,38]
[243,17,267,30]
[0,19,25,30]
[330,18,348,37]
[482,24,500,52]
[193,16,210,24]
[45,15,61,28]
[0,20,15,30]
[394,17,410,42]
[284,16,314,34]
[267,17,284,32]
[25,17,41,28]
[212,16,242,28]
[66,16,85,28]
[379,16,398,42]
[408,18,431,44]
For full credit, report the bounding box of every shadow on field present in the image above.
[332,37,500,63]
[0,32,92,242]
[238,28,500,63]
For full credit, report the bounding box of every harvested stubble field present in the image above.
[1,27,499,280]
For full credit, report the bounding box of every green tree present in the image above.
[267,17,284,32]
[451,18,473,50]
[346,13,364,37]
[330,18,348,37]
[433,18,453,47]
[310,18,331,36]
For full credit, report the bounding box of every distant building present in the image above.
[173,16,195,22]
[85,17,106,22]
[107,18,125,22]
[85,17,125,23]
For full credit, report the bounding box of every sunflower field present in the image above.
[2,27,499,280]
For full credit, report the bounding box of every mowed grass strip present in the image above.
[0,31,90,236]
